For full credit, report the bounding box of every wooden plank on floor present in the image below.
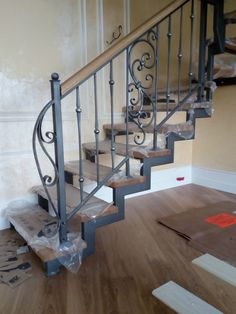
[192,253,236,288]
[152,281,223,314]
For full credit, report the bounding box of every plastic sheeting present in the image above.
[5,200,86,273]
[214,53,236,79]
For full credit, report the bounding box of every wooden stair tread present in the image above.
[122,101,211,113]
[7,204,86,263]
[224,10,236,24]
[108,175,146,188]
[65,160,113,181]
[83,140,171,159]
[32,183,118,222]
[103,122,194,135]
[103,122,153,134]
[225,38,236,53]
[65,160,145,188]
[159,122,194,134]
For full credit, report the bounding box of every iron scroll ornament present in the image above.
[106,25,123,46]
[32,100,59,218]
[127,29,158,145]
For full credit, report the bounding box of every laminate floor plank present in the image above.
[0,184,235,314]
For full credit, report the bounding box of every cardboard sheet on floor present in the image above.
[0,269,32,288]
[158,201,236,267]
[0,230,32,287]
[189,226,236,267]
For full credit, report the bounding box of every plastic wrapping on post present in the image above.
[214,53,236,79]
[164,121,195,140]
[175,121,195,140]
[5,200,86,273]
[188,101,210,109]
[204,105,215,117]
[205,81,217,93]
[74,199,113,221]
[55,232,85,273]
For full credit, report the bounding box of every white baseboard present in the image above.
[87,166,192,202]
[126,166,192,199]
[89,165,236,202]
[192,166,236,194]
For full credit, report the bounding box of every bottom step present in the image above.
[33,183,118,222]
[6,204,86,275]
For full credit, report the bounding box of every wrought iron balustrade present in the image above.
[32,0,223,244]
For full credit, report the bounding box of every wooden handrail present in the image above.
[61,0,189,97]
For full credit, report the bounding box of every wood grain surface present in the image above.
[0,184,236,314]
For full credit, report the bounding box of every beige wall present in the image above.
[192,85,236,172]
[0,0,129,223]
[130,0,173,29]
[0,0,82,221]
[192,0,236,172]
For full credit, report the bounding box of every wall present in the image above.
[192,85,236,172]
[192,0,236,174]
[0,0,131,228]
[0,0,83,228]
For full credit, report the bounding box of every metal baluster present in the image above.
[197,0,208,101]
[166,15,172,115]
[207,1,224,101]
[75,86,84,202]
[177,6,183,104]
[188,0,195,93]
[50,73,67,243]
[153,25,159,151]
[109,60,115,170]
[125,48,130,177]
[94,73,100,184]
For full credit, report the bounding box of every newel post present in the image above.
[50,73,67,243]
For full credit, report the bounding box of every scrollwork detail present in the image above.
[127,28,158,145]
[32,100,59,217]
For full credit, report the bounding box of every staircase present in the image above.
[7,0,236,276]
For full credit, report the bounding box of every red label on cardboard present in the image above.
[205,213,236,228]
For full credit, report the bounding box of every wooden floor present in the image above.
[1,184,236,314]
